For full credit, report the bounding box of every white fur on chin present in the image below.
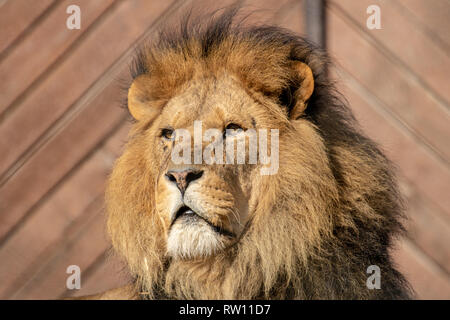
[167,218,225,259]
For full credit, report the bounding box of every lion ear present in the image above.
[128,75,160,122]
[289,61,314,120]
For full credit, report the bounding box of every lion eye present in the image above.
[224,123,243,138]
[161,128,175,140]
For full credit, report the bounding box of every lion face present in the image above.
[112,32,315,263]
[139,74,284,260]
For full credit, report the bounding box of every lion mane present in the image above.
[105,8,412,299]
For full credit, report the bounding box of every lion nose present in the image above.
[165,169,203,195]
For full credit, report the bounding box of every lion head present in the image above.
[106,9,411,299]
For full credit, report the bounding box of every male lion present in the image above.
[92,9,412,299]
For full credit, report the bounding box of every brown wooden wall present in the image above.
[0,0,448,299]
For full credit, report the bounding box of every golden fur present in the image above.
[105,8,411,299]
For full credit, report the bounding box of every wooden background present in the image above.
[0,0,448,299]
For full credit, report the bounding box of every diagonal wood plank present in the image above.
[327,3,450,162]
[399,178,450,274]
[329,0,450,105]
[0,80,126,243]
[62,250,131,299]
[0,0,116,115]
[395,0,450,51]
[0,0,56,55]
[12,204,110,299]
[393,239,450,299]
[0,151,112,298]
[272,0,305,34]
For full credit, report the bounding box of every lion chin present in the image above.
[101,7,412,300]
[166,210,226,260]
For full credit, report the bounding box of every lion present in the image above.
[90,8,412,299]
